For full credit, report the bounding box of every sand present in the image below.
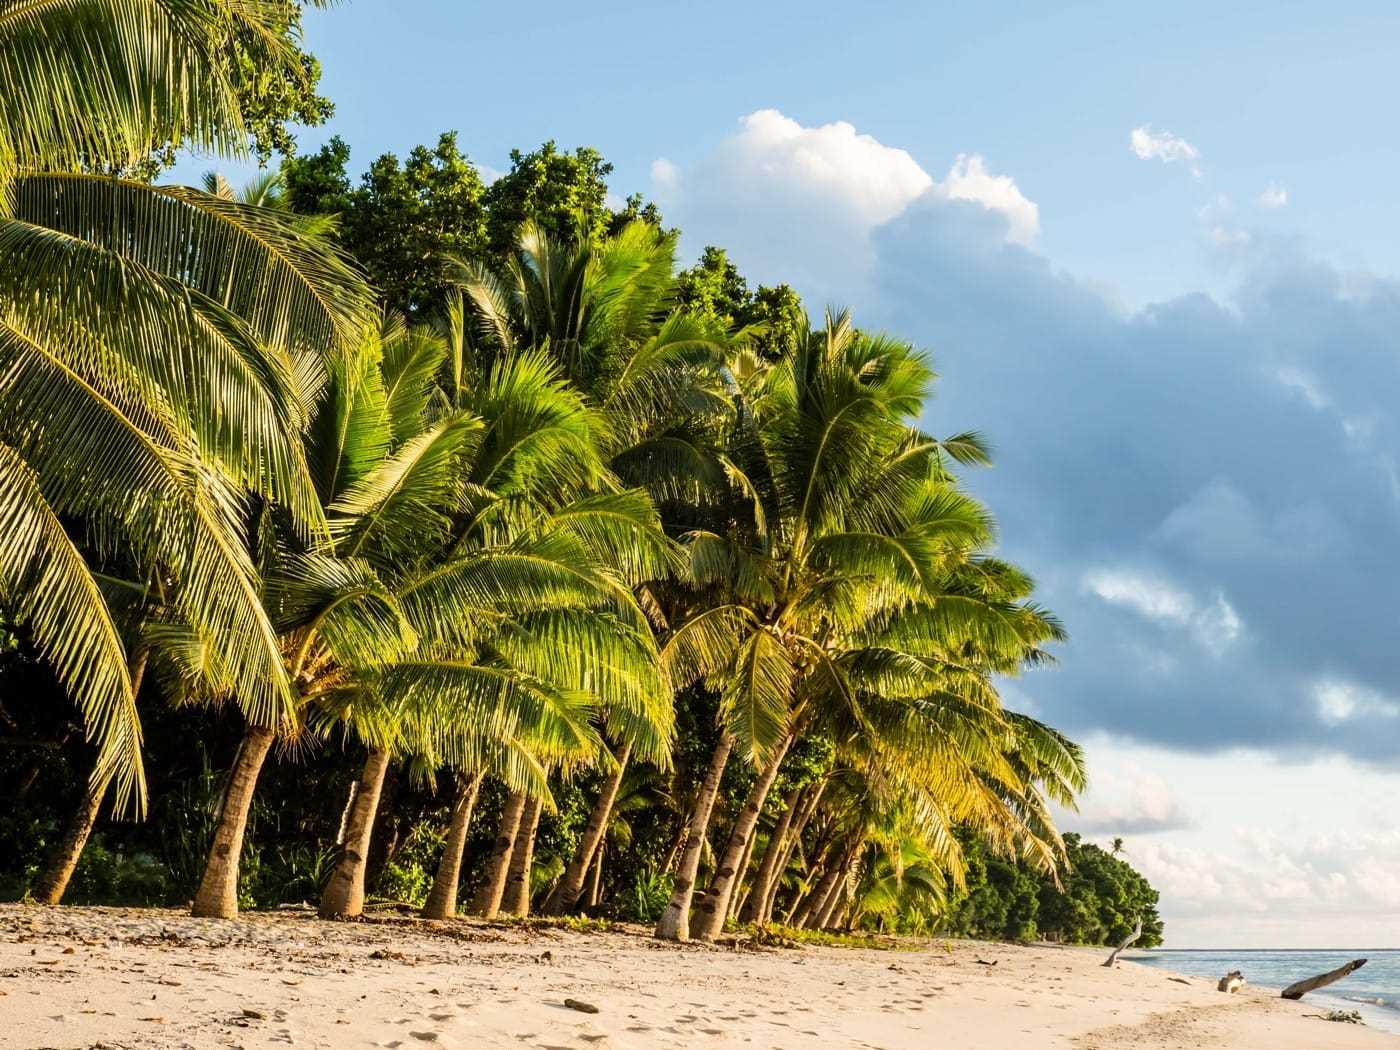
[0,904,1393,1049]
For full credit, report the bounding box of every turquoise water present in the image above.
[1128,949,1400,1036]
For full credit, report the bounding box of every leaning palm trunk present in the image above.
[35,649,147,905]
[738,786,801,924]
[502,796,543,917]
[470,790,526,919]
[543,740,632,915]
[422,771,485,920]
[34,775,107,905]
[690,734,792,942]
[788,837,840,928]
[319,747,392,918]
[191,724,276,918]
[759,779,825,923]
[654,731,735,941]
[727,824,760,922]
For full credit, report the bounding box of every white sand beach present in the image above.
[0,905,1392,1049]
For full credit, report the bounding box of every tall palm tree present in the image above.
[0,0,374,816]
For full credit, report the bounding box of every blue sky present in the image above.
[219,0,1400,309]
[182,1,1400,946]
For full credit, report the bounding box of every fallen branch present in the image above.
[1281,959,1367,1000]
[1102,917,1143,968]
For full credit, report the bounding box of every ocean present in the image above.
[1128,948,1400,1036]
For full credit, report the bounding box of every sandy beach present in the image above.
[0,905,1391,1049]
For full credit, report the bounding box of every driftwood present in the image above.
[1280,959,1367,1000]
[1102,917,1143,967]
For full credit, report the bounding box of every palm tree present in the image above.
[0,1,374,826]
[651,310,1065,942]
[189,318,674,918]
[452,220,727,916]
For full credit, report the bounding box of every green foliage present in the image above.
[483,142,614,255]
[676,246,804,358]
[372,821,443,906]
[285,133,489,315]
[945,833,1163,947]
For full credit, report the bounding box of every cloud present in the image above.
[935,154,1039,245]
[1258,184,1288,208]
[1083,568,1242,655]
[1123,827,1400,945]
[1065,764,1195,836]
[660,110,1038,295]
[1130,125,1202,180]
[1130,125,1201,169]
[865,186,1400,764]
[1312,678,1400,726]
[649,157,680,191]
[715,109,932,227]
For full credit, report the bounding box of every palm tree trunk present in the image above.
[191,724,276,918]
[586,846,604,908]
[35,650,147,906]
[727,824,760,922]
[543,740,631,915]
[470,789,525,919]
[738,786,801,923]
[501,795,542,917]
[788,837,838,928]
[690,733,792,942]
[654,731,734,941]
[795,859,842,929]
[34,773,108,905]
[319,746,392,918]
[422,770,484,920]
[806,841,858,930]
[660,806,690,874]
[760,779,825,923]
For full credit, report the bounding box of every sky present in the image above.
[187,1,1400,947]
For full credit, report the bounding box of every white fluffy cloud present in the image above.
[656,110,1039,296]
[716,109,933,227]
[935,153,1040,245]
[1130,125,1201,175]
[1258,184,1288,208]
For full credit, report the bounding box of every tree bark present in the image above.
[1281,959,1367,1000]
[34,774,107,905]
[727,819,761,922]
[34,650,148,906]
[586,845,604,908]
[813,853,855,929]
[790,846,841,929]
[422,770,484,920]
[502,795,543,917]
[470,790,526,919]
[738,786,801,924]
[654,731,735,941]
[543,740,632,915]
[690,734,792,942]
[191,724,276,918]
[759,779,825,923]
[1101,916,1143,967]
[319,746,392,918]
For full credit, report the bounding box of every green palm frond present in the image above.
[0,0,291,174]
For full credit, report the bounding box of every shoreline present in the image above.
[1,904,1395,1049]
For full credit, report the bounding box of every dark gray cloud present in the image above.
[867,200,1400,762]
